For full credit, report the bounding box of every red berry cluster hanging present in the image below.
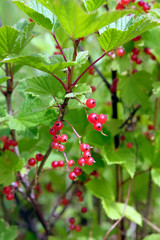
[2,185,16,201]
[144,47,156,61]
[137,0,150,12]
[68,217,82,232]
[86,99,107,131]
[110,78,119,93]
[28,153,44,167]
[0,135,17,152]
[131,47,142,65]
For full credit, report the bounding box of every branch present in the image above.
[72,51,107,87]
[119,105,141,129]
[142,216,160,234]
[52,73,67,91]
[51,32,68,63]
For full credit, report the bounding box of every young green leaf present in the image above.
[143,234,160,240]
[0,76,10,84]
[65,83,91,98]
[98,15,160,52]
[83,0,106,12]
[0,219,17,240]
[151,168,160,187]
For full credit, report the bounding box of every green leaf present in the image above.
[83,0,106,12]
[0,219,18,240]
[37,0,136,38]
[65,83,91,98]
[153,82,160,98]
[102,200,142,225]
[98,15,160,52]
[143,234,160,240]
[150,9,160,18]
[2,54,75,74]
[13,0,57,31]
[0,151,24,185]
[0,76,10,84]
[86,178,115,201]
[26,74,65,96]
[151,168,160,187]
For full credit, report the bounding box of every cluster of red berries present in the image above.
[49,120,67,152]
[51,160,65,168]
[116,0,135,10]
[28,153,44,166]
[120,135,133,148]
[144,47,156,61]
[137,0,150,12]
[86,99,107,131]
[68,218,82,232]
[131,47,142,65]
[110,78,119,93]
[117,47,125,57]
[0,135,17,152]
[2,182,19,201]
[144,124,154,141]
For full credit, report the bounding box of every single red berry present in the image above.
[35,153,44,161]
[136,58,142,65]
[81,207,87,213]
[132,48,139,55]
[60,134,68,143]
[90,170,100,177]
[131,54,138,61]
[143,2,150,12]
[3,186,11,194]
[80,37,85,41]
[29,18,34,22]
[86,157,95,166]
[79,196,84,201]
[76,190,83,197]
[91,86,96,92]
[52,134,60,143]
[58,144,65,152]
[127,142,133,149]
[54,121,63,131]
[28,158,36,166]
[46,183,54,192]
[67,159,75,167]
[69,171,77,180]
[51,142,59,150]
[110,85,116,93]
[61,198,69,205]
[137,0,145,6]
[93,122,103,131]
[69,224,75,230]
[51,161,58,168]
[151,55,156,61]
[121,0,130,5]
[86,98,96,108]
[73,167,82,176]
[54,52,61,55]
[132,69,138,74]
[98,114,107,124]
[58,160,65,167]
[7,139,12,146]
[49,127,57,135]
[1,135,8,143]
[75,225,82,232]
[117,48,125,57]
[88,113,98,124]
[78,157,86,166]
[10,140,18,146]
[148,124,154,130]
[144,47,152,55]
[6,193,14,201]
[9,148,14,152]
[116,2,124,10]
[120,135,126,141]
[55,44,60,49]
[132,35,141,41]
[80,143,90,152]
[69,217,75,224]
[88,66,94,75]
[83,151,91,159]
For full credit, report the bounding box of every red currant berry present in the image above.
[121,0,130,5]
[79,196,84,202]
[11,140,18,146]
[60,134,68,143]
[88,113,98,124]
[35,153,44,161]
[51,161,58,168]
[80,37,85,41]
[98,114,107,124]
[1,135,8,143]
[69,171,77,180]
[91,86,96,92]
[58,160,65,167]
[151,55,156,61]
[3,186,11,194]
[93,122,103,131]
[54,52,61,55]
[136,58,142,65]
[83,151,91,159]
[52,134,60,143]
[86,157,95,166]
[88,66,94,75]
[81,207,87,213]
[80,143,90,152]
[61,198,69,205]
[132,69,138,74]
[69,224,75,230]
[75,225,82,232]
[69,217,75,224]
[117,48,125,57]
[55,44,60,49]
[67,159,75,167]
[86,98,96,108]
[46,183,54,192]
[73,167,82,176]
[120,135,126,141]
[116,3,124,10]
[110,85,116,93]
[90,170,100,177]
[143,2,150,12]
[131,54,138,61]
[148,124,154,130]
[144,47,152,55]
[7,139,12,146]
[6,193,14,201]
[127,142,133,149]
[132,35,141,41]
[54,121,63,131]
[49,127,57,135]
[137,0,145,6]
[58,144,65,152]
[28,158,36,166]
[10,148,14,152]
[76,190,83,197]
[78,157,86,166]
[51,142,59,149]
[132,48,139,55]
